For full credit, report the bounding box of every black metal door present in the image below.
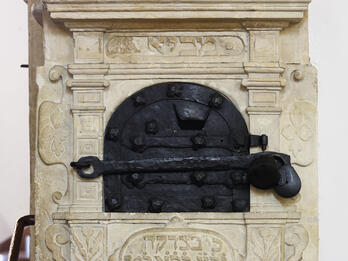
[103,82,251,212]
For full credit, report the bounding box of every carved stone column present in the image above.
[242,22,289,212]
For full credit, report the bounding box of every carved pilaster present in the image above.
[62,26,110,212]
[67,59,109,211]
[242,22,289,212]
[243,62,286,152]
[67,78,109,212]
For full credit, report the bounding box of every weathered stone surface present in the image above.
[29,0,317,260]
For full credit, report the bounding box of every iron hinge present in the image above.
[250,134,268,151]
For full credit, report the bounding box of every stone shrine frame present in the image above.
[28,0,318,260]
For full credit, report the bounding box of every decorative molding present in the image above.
[105,62,246,80]
[242,79,286,89]
[46,223,70,261]
[247,106,282,115]
[243,62,285,74]
[67,62,247,80]
[244,211,301,224]
[242,61,286,117]
[67,64,109,76]
[242,21,290,31]
[52,212,302,224]
[67,79,110,89]
[44,1,310,22]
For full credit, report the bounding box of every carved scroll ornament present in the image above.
[45,224,70,261]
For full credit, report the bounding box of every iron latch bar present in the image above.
[71,151,301,198]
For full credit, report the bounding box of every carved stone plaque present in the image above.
[119,228,240,261]
[104,32,248,63]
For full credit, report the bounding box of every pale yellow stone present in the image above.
[30,0,317,260]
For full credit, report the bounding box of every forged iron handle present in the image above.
[246,154,301,198]
[8,215,35,261]
[275,165,301,197]
[71,152,301,198]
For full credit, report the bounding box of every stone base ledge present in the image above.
[52,211,301,224]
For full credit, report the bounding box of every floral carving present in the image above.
[285,224,309,261]
[281,101,316,166]
[38,65,73,205]
[248,227,281,261]
[39,66,72,164]
[71,227,104,261]
[106,37,140,57]
[45,224,70,261]
[39,102,71,161]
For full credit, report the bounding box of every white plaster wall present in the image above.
[309,1,348,260]
[0,0,347,259]
[0,0,29,243]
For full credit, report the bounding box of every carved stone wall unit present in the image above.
[28,0,318,260]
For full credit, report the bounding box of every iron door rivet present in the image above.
[201,196,216,209]
[149,199,164,213]
[209,93,224,108]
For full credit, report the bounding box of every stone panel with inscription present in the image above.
[104,32,248,64]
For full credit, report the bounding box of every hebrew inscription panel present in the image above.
[117,228,243,261]
[105,32,248,63]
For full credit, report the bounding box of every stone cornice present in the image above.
[44,0,311,24]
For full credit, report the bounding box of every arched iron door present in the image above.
[103,82,251,212]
